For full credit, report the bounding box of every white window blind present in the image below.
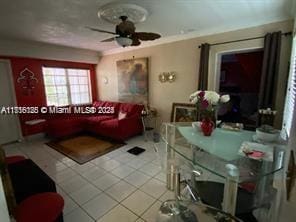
[43,67,92,106]
[283,36,296,138]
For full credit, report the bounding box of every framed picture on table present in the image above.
[171,103,197,122]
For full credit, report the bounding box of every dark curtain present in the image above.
[198,43,210,90]
[258,31,282,109]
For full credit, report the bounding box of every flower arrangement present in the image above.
[189,90,230,113]
[189,90,230,136]
[258,108,277,127]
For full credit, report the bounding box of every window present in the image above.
[42,67,92,106]
[283,36,296,137]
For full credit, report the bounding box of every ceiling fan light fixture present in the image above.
[115,37,133,47]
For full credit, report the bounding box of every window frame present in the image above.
[42,67,93,106]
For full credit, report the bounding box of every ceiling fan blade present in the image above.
[101,37,115,42]
[133,32,161,41]
[131,37,141,46]
[85,26,116,35]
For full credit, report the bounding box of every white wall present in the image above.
[0,38,100,64]
[0,178,10,222]
[96,20,293,124]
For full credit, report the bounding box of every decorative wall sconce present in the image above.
[158,72,176,83]
[102,76,109,84]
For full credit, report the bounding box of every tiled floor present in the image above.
[3,136,174,222]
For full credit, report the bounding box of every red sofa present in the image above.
[45,101,144,141]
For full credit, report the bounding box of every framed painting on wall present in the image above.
[116,57,148,105]
[171,103,197,122]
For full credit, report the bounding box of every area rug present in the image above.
[46,134,125,164]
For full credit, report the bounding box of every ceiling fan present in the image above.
[86,16,161,47]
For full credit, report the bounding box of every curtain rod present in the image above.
[198,31,292,48]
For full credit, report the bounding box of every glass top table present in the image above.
[178,126,254,161]
[161,122,285,183]
[159,122,286,218]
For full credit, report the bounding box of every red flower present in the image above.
[201,99,209,109]
[198,91,205,98]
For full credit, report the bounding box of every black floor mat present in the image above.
[127,146,146,155]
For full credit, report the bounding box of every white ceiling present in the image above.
[0,0,294,54]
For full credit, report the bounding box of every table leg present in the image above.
[165,124,178,193]
[141,116,147,141]
[222,164,239,216]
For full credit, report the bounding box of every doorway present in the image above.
[0,60,21,144]
[218,49,264,130]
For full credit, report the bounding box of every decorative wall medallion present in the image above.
[17,68,38,95]
[98,3,148,24]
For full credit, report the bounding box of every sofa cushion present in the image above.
[104,101,120,115]
[85,115,114,125]
[93,101,105,108]
[93,119,120,140]
[46,117,84,138]
[93,101,120,116]
[48,116,83,126]
[119,103,144,117]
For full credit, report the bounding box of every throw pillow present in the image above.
[118,111,127,120]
